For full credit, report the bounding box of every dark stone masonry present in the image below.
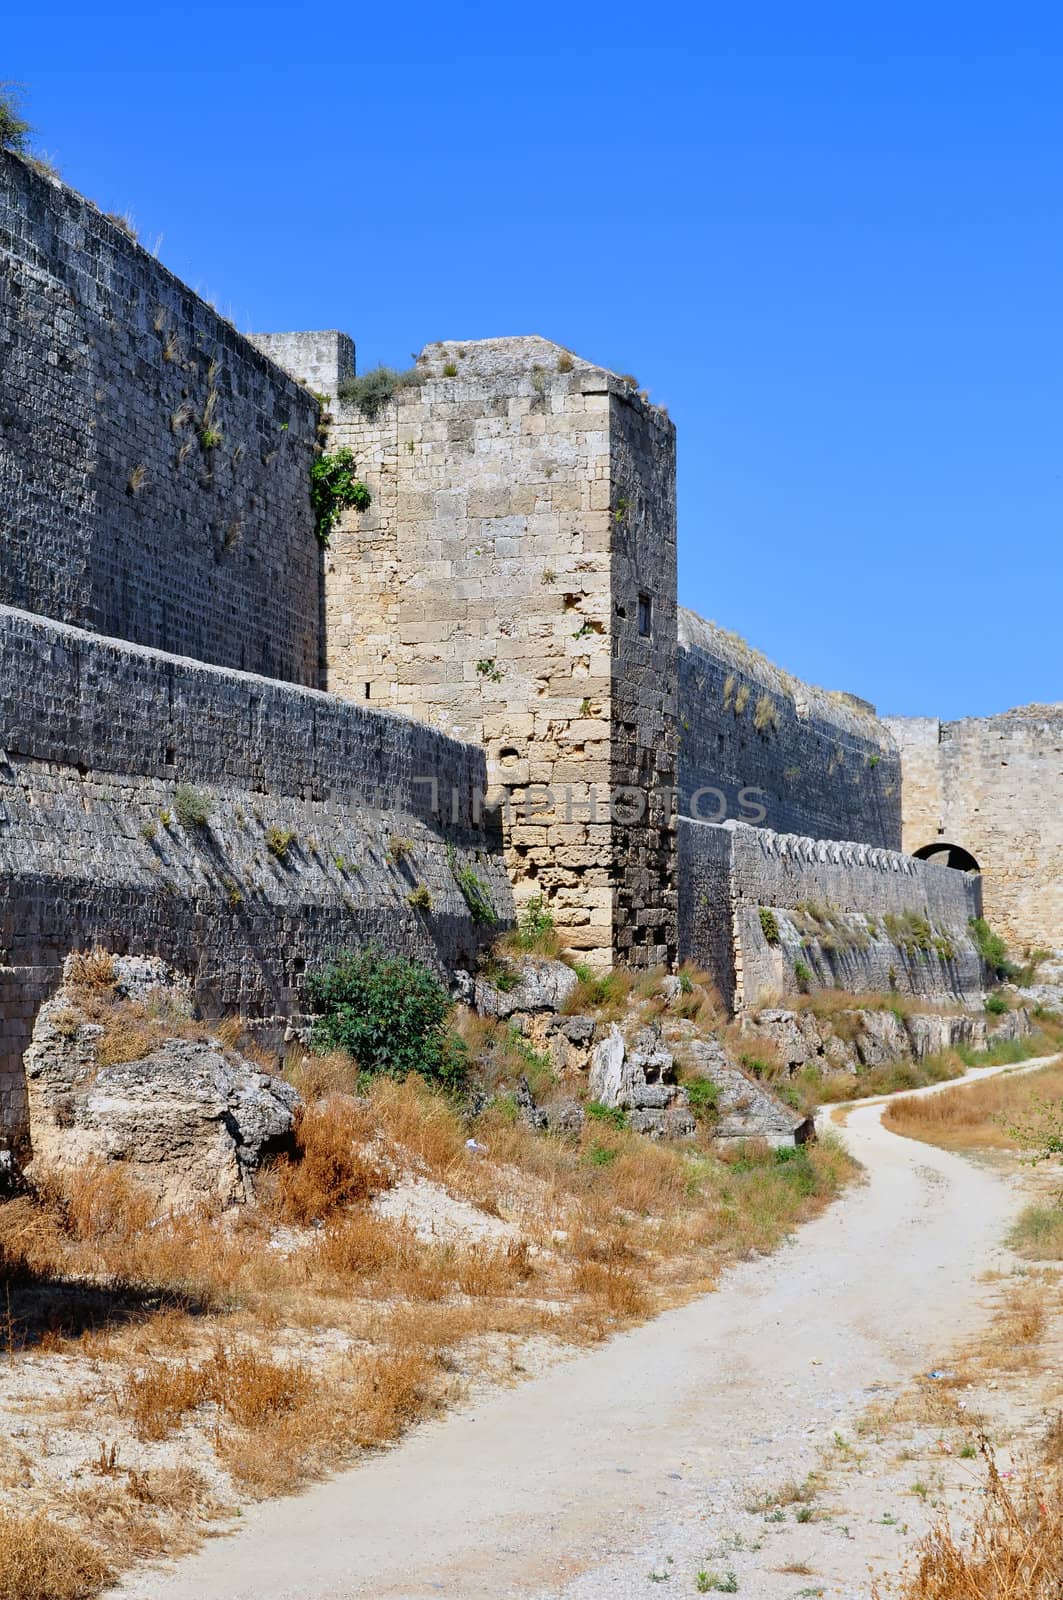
[0,606,512,1146]
[0,150,322,685]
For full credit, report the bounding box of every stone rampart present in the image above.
[679,818,985,1011]
[0,150,321,684]
[678,609,902,848]
[0,606,512,1146]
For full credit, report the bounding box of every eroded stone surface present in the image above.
[24,964,299,1208]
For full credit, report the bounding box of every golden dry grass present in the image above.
[0,1512,113,1600]
[0,1063,856,1599]
[883,1449,1063,1600]
[883,1063,1063,1151]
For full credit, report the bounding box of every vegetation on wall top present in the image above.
[338,365,424,421]
[0,83,31,154]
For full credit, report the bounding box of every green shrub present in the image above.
[685,1078,720,1121]
[305,945,465,1088]
[337,365,423,421]
[516,896,556,952]
[969,916,1018,979]
[174,784,210,829]
[406,884,433,910]
[758,908,780,945]
[310,448,371,545]
[586,1141,618,1167]
[586,1100,627,1129]
[446,845,497,925]
[984,992,1009,1015]
[265,825,295,860]
[793,958,813,991]
[0,84,31,154]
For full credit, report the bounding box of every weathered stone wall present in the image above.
[678,609,902,848]
[303,336,678,969]
[679,818,985,1011]
[0,150,321,684]
[886,708,1063,949]
[0,605,512,1147]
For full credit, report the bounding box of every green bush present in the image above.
[337,365,423,421]
[774,1144,817,1195]
[969,916,1018,980]
[586,1100,627,1129]
[310,448,371,545]
[685,1078,720,1121]
[446,845,497,925]
[305,945,465,1088]
[516,896,556,952]
[0,85,31,154]
[984,992,1009,1015]
[174,783,211,829]
[308,448,371,547]
[758,908,780,945]
[793,958,813,991]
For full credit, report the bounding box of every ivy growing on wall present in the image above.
[310,448,371,546]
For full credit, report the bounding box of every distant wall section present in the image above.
[0,150,321,684]
[680,819,985,1012]
[887,708,1063,949]
[678,609,902,849]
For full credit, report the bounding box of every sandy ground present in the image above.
[108,1056,1058,1600]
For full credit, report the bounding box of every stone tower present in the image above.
[255,333,678,969]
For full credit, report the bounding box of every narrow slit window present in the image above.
[364,682,371,700]
[637,593,652,638]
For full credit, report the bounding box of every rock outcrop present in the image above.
[745,1003,1032,1077]
[24,956,299,1208]
[474,958,580,1019]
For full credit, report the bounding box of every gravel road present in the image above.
[111,1056,1053,1600]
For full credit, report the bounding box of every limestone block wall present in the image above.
[0,150,321,684]
[308,336,678,969]
[678,609,902,848]
[0,605,512,1147]
[680,819,985,1011]
[886,709,1063,949]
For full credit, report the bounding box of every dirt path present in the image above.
[110,1057,1057,1600]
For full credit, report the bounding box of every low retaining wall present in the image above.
[0,606,513,1146]
[679,819,985,1011]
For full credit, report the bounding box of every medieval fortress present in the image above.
[1,147,1060,1147]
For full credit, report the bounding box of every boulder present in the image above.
[474,958,580,1019]
[684,1037,808,1148]
[853,1009,910,1067]
[587,1021,693,1134]
[988,1007,1033,1043]
[24,966,299,1209]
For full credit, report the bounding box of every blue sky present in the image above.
[6,3,1061,718]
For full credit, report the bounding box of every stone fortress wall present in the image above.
[886,709,1063,951]
[271,334,679,972]
[0,604,511,1145]
[1,151,1056,1140]
[0,150,322,685]
[678,609,902,848]
[679,819,985,1012]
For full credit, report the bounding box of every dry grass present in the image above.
[269,1095,390,1224]
[0,1065,856,1598]
[0,1512,113,1600]
[883,1448,1063,1600]
[883,1062,1063,1151]
[1011,1204,1063,1261]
